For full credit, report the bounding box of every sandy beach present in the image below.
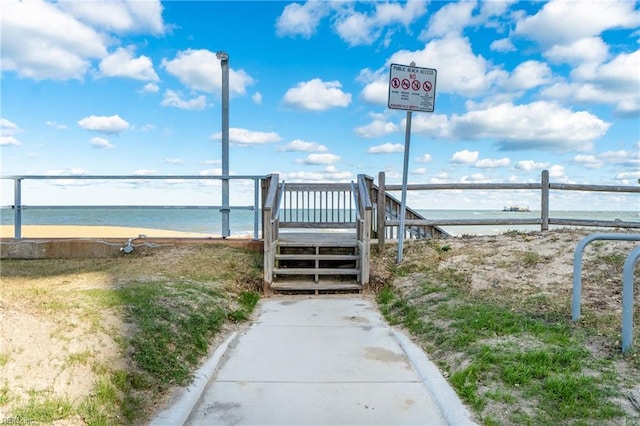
[0,225,221,239]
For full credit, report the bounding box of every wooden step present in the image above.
[271,280,362,292]
[273,267,359,275]
[275,254,359,261]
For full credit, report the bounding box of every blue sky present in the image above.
[1,0,639,211]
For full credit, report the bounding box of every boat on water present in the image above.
[502,205,531,212]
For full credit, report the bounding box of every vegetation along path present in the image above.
[0,228,638,425]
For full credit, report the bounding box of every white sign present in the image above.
[388,63,437,112]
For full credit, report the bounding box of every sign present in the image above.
[388,63,437,112]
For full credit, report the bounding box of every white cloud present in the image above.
[142,83,159,93]
[615,170,640,183]
[334,1,426,46]
[90,137,115,149]
[1,0,165,81]
[161,90,206,110]
[45,120,67,130]
[460,173,490,183]
[503,60,552,91]
[0,136,21,146]
[283,79,351,111]
[78,114,130,134]
[490,38,516,53]
[58,0,165,34]
[542,48,640,115]
[276,1,330,38]
[278,139,328,152]
[448,101,610,151]
[548,165,565,178]
[211,128,282,146]
[1,118,21,136]
[1,0,106,80]
[421,0,476,39]
[357,68,389,105]
[164,158,184,165]
[573,154,602,169]
[544,37,609,66]
[408,113,450,135]
[388,37,508,97]
[474,157,510,168]
[298,153,341,165]
[415,154,432,163]
[252,92,263,104]
[412,167,427,175]
[133,169,157,176]
[452,150,479,164]
[516,160,549,171]
[285,166,353,182]
[161,49,254,95]
[354,118,398,138]
[367,143,404,154]
[99,47,159,81]
[514,0,640,46]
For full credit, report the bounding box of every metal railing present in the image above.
[571,233,640,353]
[2,175,265,239]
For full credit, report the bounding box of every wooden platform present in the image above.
[278,231,358,246]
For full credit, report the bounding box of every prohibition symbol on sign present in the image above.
[401,79,410,90]
[391,77,400,89]
[411,80,421,91]
[423,81,432,92]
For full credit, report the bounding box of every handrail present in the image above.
[571,233,640,353]
[2,174,265,240]
[622,246,640,353]
[274,182,285,221]
[351,181,361,221]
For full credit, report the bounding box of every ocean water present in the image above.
[1,207,638,237]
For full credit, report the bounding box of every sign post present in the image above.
[387,62,437,263]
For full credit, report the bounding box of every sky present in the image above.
[1,0,639,211]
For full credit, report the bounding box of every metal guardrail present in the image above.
[571,233,640,353]
[2,175,265,240]
[622,246,640,353]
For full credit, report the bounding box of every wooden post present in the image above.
[377,171,386,252]
[541,169,549,231]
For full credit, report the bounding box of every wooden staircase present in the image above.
[271,232,363,293]
[262,175,371,295]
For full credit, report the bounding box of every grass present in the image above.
[375,235,640,425]
[1,244,263,425]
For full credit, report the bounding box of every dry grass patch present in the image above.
[0,244,262,425]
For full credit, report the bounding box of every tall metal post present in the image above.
[217,51,230,238]
[397,111,412,263]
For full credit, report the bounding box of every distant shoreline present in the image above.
[0,225,224,239]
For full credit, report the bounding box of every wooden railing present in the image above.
[375,169,640,249]
[262,174,281,291]
[277,182,356,228]
[353,175,373,285]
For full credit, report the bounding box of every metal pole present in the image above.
[14,178,22,239]
[217,51,230,238]
[397,110,412,263]
[622,246,640,353]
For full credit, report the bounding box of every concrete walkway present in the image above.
[151,297,477,426]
